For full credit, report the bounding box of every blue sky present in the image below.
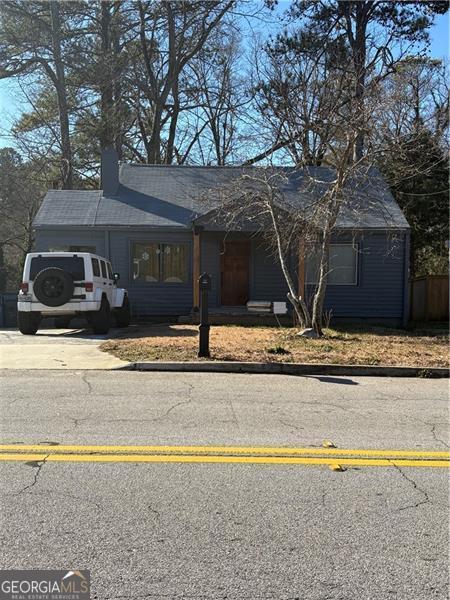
[428,11,449,58]
[0,9,448,150]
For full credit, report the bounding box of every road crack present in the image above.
[278,418,304,432]
[63,412,93,434]
[147,505,160,520]
[391,462,431,511]
[404,416,449,449]
[82,372,93,394]
[227,398,240,428]
[152,382,194,422]
[429,422,449,449]
[16,454,50,495]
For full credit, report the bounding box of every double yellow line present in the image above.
[0,444,448,468]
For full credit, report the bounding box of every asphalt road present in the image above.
[0,370,449,600]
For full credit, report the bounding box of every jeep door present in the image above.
[98,259,114,305]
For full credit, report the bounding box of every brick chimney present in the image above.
[101,147,119,197]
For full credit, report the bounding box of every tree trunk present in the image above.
[311,229,331,335]
[267,191,312,328]
[147,106,163,163]
[166,81,180,164]
[49,1,73,189]
[99,1,114,151]
[112,22,123,159]
[351,3,368,162]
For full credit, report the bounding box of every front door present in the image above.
[220,240,250,305]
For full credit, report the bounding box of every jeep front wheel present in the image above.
[18,311,41,335]
[88,297,111,334]
[115,296,131,327]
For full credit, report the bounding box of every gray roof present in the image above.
[33,164,409,230]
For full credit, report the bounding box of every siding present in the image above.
[251,236,289,301]
[33,228,407,320]
[34,229,106,255]
[199,231,406,319]
[308,231,406,318]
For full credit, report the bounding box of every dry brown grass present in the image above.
[101,324,449,367]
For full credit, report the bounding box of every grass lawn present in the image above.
[101,323,449,367]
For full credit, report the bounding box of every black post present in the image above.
[198,272,211,358]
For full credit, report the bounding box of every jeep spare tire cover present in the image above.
[33,267,75,307]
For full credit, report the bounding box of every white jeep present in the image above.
[17,252,131,335]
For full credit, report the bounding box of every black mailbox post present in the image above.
[198,272,211,357]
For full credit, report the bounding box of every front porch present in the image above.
[191,227,295,317]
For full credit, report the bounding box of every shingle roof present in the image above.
[33,164,409,230]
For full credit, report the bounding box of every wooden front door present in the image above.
[221,240,250,305]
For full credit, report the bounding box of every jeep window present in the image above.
[92,258,100,277]
[107,263,114,280]
[29,257,85,281]
[100,260,107,279]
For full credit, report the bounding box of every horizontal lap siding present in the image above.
[34,229,106,255]
[109,230,193,316]
[33,228,407,319]
[251,236,289,301]
[314,232,406,318]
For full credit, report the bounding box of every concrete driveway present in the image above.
[0,327,129,369]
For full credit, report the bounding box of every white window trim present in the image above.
[305,242,359,286]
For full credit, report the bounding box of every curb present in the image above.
[116,361,449,378]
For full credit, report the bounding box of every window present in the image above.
[107,262,114,280]
[161,244,188,283]
[92,258,100,277]
[100,260,107,278]
[306,244,358,285]
[49,245,96,253]
[30,257,85,281]
[133,243,159,282]
[132,242,188,283]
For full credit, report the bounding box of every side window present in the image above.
[92,258,100,277]
[100,260,107,279]
[306,244,358,285]
[107,263,113,280]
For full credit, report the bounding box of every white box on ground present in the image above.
[272,302,287,315]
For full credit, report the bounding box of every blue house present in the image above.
[33,149,410,325]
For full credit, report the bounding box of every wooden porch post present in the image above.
[298,237,305,301]
[193,227,202,312]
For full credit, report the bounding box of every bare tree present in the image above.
[0,1,78,188]
[248,32,351,167]
[131,0,234,164]
[213,38,404,335]
[380,57,449,144]
[187,26,247,165]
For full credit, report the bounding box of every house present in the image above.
[32,149,410,325]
